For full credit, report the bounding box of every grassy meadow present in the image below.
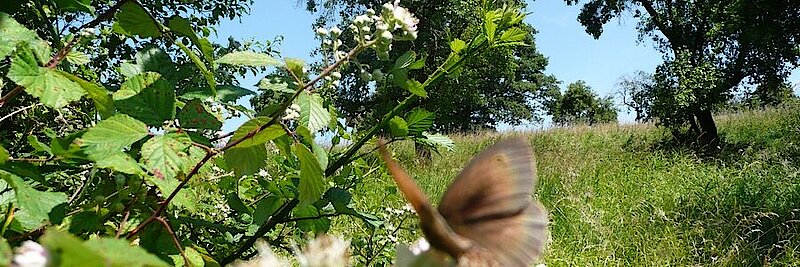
[329,102,800,266]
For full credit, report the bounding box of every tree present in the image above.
[299,0,558,133]
[567,0,800,146]
[544,80,617,126]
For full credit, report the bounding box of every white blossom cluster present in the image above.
[282,103,301,121]
[231,235,350,267]
[11,241,48,267]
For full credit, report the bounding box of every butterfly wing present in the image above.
[437,137,548,265]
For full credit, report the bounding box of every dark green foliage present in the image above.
[544,80,617,126]
[303,0,558,133]
[568,0,800,146]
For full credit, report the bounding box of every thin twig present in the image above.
[155,217,191,266]
[277,213,340,223]
[0,103,42,123]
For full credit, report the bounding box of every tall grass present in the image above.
[329,102,800,266]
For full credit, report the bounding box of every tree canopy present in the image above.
[299,0,559,133]
[568,0,800,146]
[543,80,617,126]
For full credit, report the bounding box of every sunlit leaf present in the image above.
[115,2,161,38]
[178,99,222,130]
[0,145,8,164]
[8,45,85,108]
[81,114,149,160]
[65,50,90,65]
[180,85,255,103]
[0,13,50,61]
[420,132,455,152]
[140,132,191,181]
[403,79,427,98]
[224,145,268,177]
[53,0,94,13]
[389,116,409,137]
[0,172,66,230]
[449,39,466,53]
[294,143,325,206]
[405,108,435,135]
[393,51,416,70]
[113,72,176,126]
[217,51,281,67]
[295,92,331,133]
[229,117,285,148]
[58,70,115,119]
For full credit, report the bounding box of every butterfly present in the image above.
[378,137,548,266]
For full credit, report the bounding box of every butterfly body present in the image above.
[378,137,548,266]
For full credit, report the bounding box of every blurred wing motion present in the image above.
[378,137,548,266]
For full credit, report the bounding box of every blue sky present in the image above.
[212,1,799,132]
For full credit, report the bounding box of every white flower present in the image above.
[408,238,430,255]
[366,8,376,16]
[258,169,269,177]
[296,235,350,267]
[323,39,332,46]
[361,26,371,33]
[330,26,342,36]
[230,239,289,267]
[316,27,329,36]
[381,31,394,41]
[80,27,96,37]
[389,1,419,39]
[12,241,48,267]
[331,72,342,79]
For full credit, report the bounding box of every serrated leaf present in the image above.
[498,27,527,44]
[140,132,191,181]
[484,13,498,42]
[53,0,94,13]
[0,171,66,230]
[403,79,427,98]
[83,237,170,267]
[409,57,425,70]
[147,175,197,212]
[115,2,161,38]
[230,117,285,148]
[180,85,255,103]
[65,50,90,65]
[0,13,51,61]
[257,76,296,94]
[113,72,176,126]
[81,114,149,160]
[405,108,435,135]
[389,116,409,137]
[57,70,115,119]
[178,100,222,130]
[293,204,330,234]
[217,51,281,67]
[294,143,325,206]
[295,92,331,133]
[393,51,416,70]
[421,132,455,152]
[8,45,86,108]
[95,153,144,175]
[0,145,8,164]
[284,58,305,79]
[223,145,268,177]
[450,39,466,53]
[170,247,204,267]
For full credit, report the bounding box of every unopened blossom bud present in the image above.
[330,26,342,36]
[381,31,394,41]
[361,26,371,32]
[316,27,328,36]
[366,8,376,16]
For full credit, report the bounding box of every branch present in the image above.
[154,217,190,266]
[220,199,299,265]
[0,0,133,108]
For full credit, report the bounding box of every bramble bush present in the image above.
[0,0,529,265]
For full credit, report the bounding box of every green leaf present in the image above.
[170,247,204,267]
[0,13,50,61]
[295,92,331,133]
[27,135,51,156]
[498,27,527,44]
[257,76,296,94]
[293,204,330,234]
[421,132,455,152]
[294,143,325,206]
[253,196,285,225]
[450,39,466,53]
[167,16,198,42]
[65,50,90,65]
[40,230,106,266]
[311,142,328,171]
[95,153,144,175]
[409,57,426,70]
[0,172,66,230]
[53,0,94,13]
[284,58,305,79]
[180,85,255,103]
[174,40,216,93]
[403,79,427,98]
[134,47,179,83]
[81,114,149,160]
[0,145,7,164]
[178,100,222,130]
[57,70,115,119]
[8,45,86,108]
[83,237,170,267]
[115,2,161,38]
[113,72,176,126]
[389,116,409,137]
[230,117,285,148]
[405,108,435,135]
[393,51,416,70]
[147,176,197,212]
[484,12,498,42]
[140,132,191,181]
[217,51,281,67]
[223,145,268,177]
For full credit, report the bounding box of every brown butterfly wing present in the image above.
[437,137,548,265]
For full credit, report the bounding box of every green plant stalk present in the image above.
[325,35,490,176]
[0,203,14,237]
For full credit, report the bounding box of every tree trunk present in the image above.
[694,108,719,149]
